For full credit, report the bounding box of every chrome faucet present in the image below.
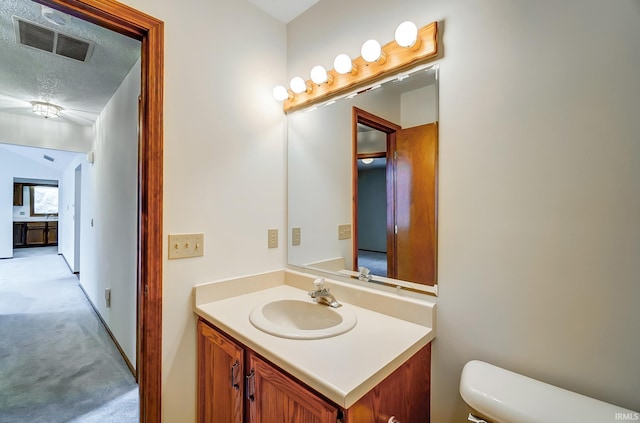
[358,266,373,282]
[308,277,341,308]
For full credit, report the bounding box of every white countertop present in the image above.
[193,269,436,409]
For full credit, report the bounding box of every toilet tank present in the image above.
[459,360,638,423]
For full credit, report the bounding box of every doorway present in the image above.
[38,0,164,420]
[352,107,438,285]
[352,107,400,279]
[73,165,81,273]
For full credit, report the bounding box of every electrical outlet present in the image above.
[168,233,205,259]
[338,224,352,240]
[292,227,301,246]
[268,229,278,249]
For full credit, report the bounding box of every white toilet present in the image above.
[459,360,639,423]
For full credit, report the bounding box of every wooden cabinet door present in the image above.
[343,343,431,423]
[13,183,23,206]
[13,223,26,247]
[26,223,47,246]
[197,319,244,423]
[47,222,58,245]
[247,351,338,423]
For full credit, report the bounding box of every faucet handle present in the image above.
[313,277,325,290]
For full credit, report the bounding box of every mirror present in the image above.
[288,64,438,294]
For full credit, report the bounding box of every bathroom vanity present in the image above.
[193,269,436,423]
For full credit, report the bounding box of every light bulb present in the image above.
[334,53,354,75]
[395,21,418,48]
[290,76,309,94]
[310,65,329,84]
[272,85,290,101]
[361,39,383,63]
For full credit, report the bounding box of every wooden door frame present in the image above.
[352,107,400,276]
[35,1,164,421]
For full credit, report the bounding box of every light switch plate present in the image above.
[168,233,204,259]
[338,224,351,240]
[292,227,301,246]
[268,229,278,249]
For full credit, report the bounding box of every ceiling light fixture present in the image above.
[32,101,61,119]
[361,158,374,164]
[41,6,70,26]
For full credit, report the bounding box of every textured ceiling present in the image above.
[0,0,141,126]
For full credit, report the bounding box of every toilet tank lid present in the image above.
[459,360,637,423]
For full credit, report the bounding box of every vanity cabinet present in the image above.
[197,318,431,423]
[198,319,337,423]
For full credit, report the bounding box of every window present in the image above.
[30,185,59,216]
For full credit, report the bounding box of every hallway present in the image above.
[0,247,138,422]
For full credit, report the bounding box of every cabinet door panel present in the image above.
[26,223,46,246]
[13,223,26,247]
[47,223,58,245]
[197,319,244,423]
[248,352,337,423]
[344,343,431,423]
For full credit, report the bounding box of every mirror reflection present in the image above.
[288,64,438,291]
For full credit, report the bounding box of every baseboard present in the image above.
[77,283,137,381]
[60,253,79,277]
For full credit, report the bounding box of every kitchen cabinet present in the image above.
[13,221,58,248]
[13,222,26,247]
[197,318,431,423]
[13,183,23,206]
[26,222,47,245]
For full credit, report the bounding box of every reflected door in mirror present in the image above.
[395,123,438,285]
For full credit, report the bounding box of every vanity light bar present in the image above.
[277,21,438,114]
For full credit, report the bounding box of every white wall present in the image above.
[0,149,62,258]
[288,91,400,270]
[0,111,93,153]
[288,0,640,420]
[114,0,288,420]
[78,59,141,369]
[59,156,87,273]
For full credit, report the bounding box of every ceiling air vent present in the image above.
[13,17,94,63]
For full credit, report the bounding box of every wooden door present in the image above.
[247,351,337,423]
[394,123,438,285]
[197,320,244,423]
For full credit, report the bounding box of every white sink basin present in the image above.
[249,299,357,339]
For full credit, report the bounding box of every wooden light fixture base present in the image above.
[283,22,438,114]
